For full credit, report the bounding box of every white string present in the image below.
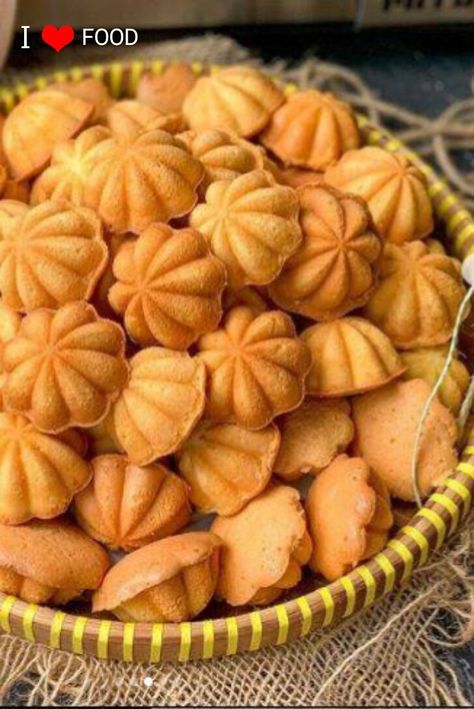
[458,374,474,438]
[411,283,474,508]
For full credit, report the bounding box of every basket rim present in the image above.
[0,58,474,664]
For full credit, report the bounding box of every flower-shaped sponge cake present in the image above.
[92,232,131,319]
[52,77,114,123]
[183,65,284,137]
[31,126,203,234]
[0,200,107,312]
[364,241,466,349]
[74,455,191,550]
[0,518,109,605]
[190,170,301,289]
[0,301,22,406]
[400,346,470,414]
[306,455,393,581]
[269,185,382,320]
[178,129,265,192]
[222,285,269,314]
[176,421,280,515]
[30,127,108,206]
[93,532,222,622]
[261,89,360,170]
[3,89,93,180]
[272,165,324,190]
[108,223,227,349]
[274,399,354,481]
[0,301,21,344]
[301,317,405,397]
[0,301,21,349]
[0,199,28,227]
[212,485,312,606]
[352,379,458,500]
[325,146,433,244]
[0,413,91,525]
[197,306,311,430]
[104,100,184,139]
[137,62,198,115]
[0,202,29,251]
[2,301,128,433]
[106,347,206,465]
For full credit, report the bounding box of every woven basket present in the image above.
[0,59,473,664]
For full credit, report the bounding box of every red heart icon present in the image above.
[41,25,75,52]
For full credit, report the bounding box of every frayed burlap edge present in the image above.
[1,520,472,707]
[1,34,473,707]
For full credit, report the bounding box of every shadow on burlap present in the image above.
[0,34,473,707]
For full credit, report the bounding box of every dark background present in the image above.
[4,21,474,706]
[6,22,474,118]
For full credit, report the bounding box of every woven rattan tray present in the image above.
[0,59,473,663]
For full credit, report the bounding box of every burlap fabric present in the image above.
[0,35,473,707]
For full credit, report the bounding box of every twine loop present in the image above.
[280,57,474,211]
[411,283,474,507]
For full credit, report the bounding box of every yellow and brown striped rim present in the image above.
[0,60,472,663]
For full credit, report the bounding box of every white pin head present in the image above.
[461,253,474,287]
